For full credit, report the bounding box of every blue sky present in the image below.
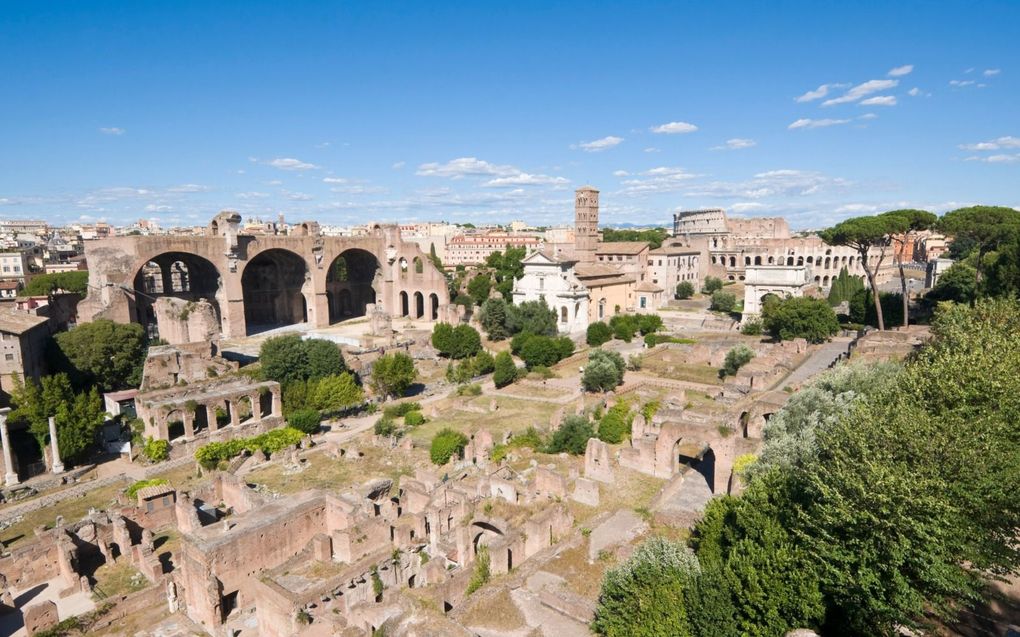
[1,1,1017,229]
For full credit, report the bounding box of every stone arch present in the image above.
[560,306,568,324]
[399,291,409,317]
[413,256,423,274]
[166,409,186,441]
[806,255,814,265]
[327,249,380,323]
[241,249,309,335]
[754,256,762,265]
[744,256,751,266]
[131,251,223,340]
[786,256,794,266]
[797,256,804,266]
[430,293,440,320]
[414,291,425,319]
[470,520,506,556]
[729,256,736,267]
[767,256,775,265]
[823,275,830,286]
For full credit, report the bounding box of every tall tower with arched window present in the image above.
[574,185,599,264]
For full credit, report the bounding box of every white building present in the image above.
[742,265,811,315]
[512,252,589,334]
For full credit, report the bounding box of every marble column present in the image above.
[206,404,219,432]
[183,412,195,439]
[49,416,64,474]
[271,388,283,417]
[249,394,262,423]
[0,408,18,486]
[229,400,240,428]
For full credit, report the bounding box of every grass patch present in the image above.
[92,561,148,600]
[407,396,557,445]
[244,446,416,495]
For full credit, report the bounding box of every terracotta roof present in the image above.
[0,308,48,335]
[136,484,174,500]
[635,282,663,293]
[649,244,699,255]
[595,241,649,255]
[0,281,20,290]
[574,263,621,277]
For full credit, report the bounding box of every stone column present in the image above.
[183,412,195,439]
[1,408,18,486]
[249,394,262,423]
[48,416,64,474]
[206,404,219,432]
[271,388,283,417]
[229,399,240,428]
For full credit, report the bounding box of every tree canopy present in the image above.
[10,373,106,464]
[761,296,839,343]
[370,352,417,399]
[20,271,89,297]
[50,319,147,391]
[259,334,346,384]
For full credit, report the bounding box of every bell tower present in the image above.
[574,185,599,264]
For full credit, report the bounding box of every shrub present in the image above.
[370,352,418,398]
[260,335,346,384]
[125,478,169,498]
[598,400,633,444]
[518,334,574,368]
[582,349,626,392]
[702,276,723,294]
[287,408,321,434]
[675,281,695,299]
[762,296,840,343]
[374,415,398,437]
[720,345,755,378]
[309,372,364,412]
[479,297,510,340]
[403,411,426,427]
[383,402,422,418]
[637,314,663,335]
[641,400,660,422]
[710,291,737,313]
[430,428,469,465]
[608,315,636,342]
[456,383,483,396]
[740,318,763,335]
[644,333,696,347]
[493,351,518,388]
[142,438,169,462]
[474,350,495,375]
[465,545,491,594]
[587,321,613,347]
[546,415,595,455]
[194,427,304,469]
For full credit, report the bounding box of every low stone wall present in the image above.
[89,582,167,632]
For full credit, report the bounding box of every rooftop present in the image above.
[0,308,49,335]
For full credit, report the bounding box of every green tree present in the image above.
[586,321,613,347]
[430,428,468,465]
[826,267,865,308]
[478,297,509,340]
[637,314,663,335]
[310,372,364,412]
[450,324,482,359]
[926,262,977,304]
[50,319,146,391]
[428,242,443,271]
[431,322,455,354]
[505,299,557,337]
[10,373,105,464]
[592,536,700,637]
[820,214,910,330]
[761,297,839,343]
[287,408,321,434]
[719,345,754,378]
[608,315,637,342]
[702,276,723,294]
[303,338,347,380]
[493,351,518,388]
[467,273,493,306]
[598,400,632,444]
[259,334,311,384]
[709,291,736,313]
[370,352,417,399]
[19,271,89,297]
[938,205,1020,298]
[582,349,626,392]
[600,227,670,249]
[881,209,937,326]
[546,414,595,455]
[518,334,572,368]
[675,280,695,299]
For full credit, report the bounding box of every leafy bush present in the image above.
[592,536,700,637]
[608,315,636,342]
[546,415,595,455]
[709,291,736,313]
[587,321,613,347]
[641,400,660,422]
[194,427,304,469]
[702,276,723,294]
[493,351,518,388]
[505,299,558,337]
[430,428,469,465]
[287,408,321,434]
[720,345,755,378]
[260,334,346,384]
[478,297,510,340]
[644,333,697,347]
[403,410,426,427]
[383,402,422,418]
[465,545,491,594]
[517,334,574,368]
[142,437,169,462]
[598,400,633,444]
[374,415,398,437]
[309,372,364,412]
[125,478,169,498]
[473,350,495,375]
[740,318,763,335]
[371,352,418,398]
[456,383,483,396]
[675,281,695,299]
[20,270,89,297]
[582,349,626,392]
[432,322,483,359]
[762,296,840,343]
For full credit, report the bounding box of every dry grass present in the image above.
[244,445,418,495]
[407,396,557,445]
[569,465,666,526]
[460,587,527,631]
[1,481,125,549]
[545,542,616,599]
[641,352,723,385]
[92,560,149,599]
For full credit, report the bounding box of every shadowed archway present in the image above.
[326,249,380,323]
[131,252,222,340]
[241,249,308,335]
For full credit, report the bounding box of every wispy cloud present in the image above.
[788,118,852,130]
[822,79,898,106]
[965,154,1020,164]
[683,169,853,200]
[235,191,270,200]
[392,161,406,170]
[99,127,125,135]
[576,136,624,152]
[711,138,757,151]
[959,136,1020,152]
[416,157,517,178]
[887,64,914,77]
[949,79,978,87]
[795,83,846,103]
[266,157,319,171]
[649,121,698,135]
[612,170,630,177]
[859,95,897,106]
[617,166,699,195]
[282,190,314,201]
[983,68,1001,77]
[483,173,569,187]
[643,147,661,153]
[322,177,349,184]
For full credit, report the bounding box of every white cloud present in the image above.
[822,79,899,106]
[949,79,976,87]
[908,87,921,97]
[795,84,842,102]
[392,161,406,170]
[984,68,1001,77]
[282,190,314,201]
[617,166,699,195]
[483,173,569,187]
[958,136,1020,151]
[965,154,1020,163]
[330,185,387,195]
[887,64,914,77]
[682,169,852,200]
[266,157,319,171]
[266,179,282,186]
[788,118,852,130]
[99,127,125,135]
[649,121,698,135]
[729,202,774,214]
[416,157,518,178]
[858,113,879,120]
[712,138,757,151]
[144,204,173,213]
[859,95,897,106]
[577,136,624,152]
[167,184,210,193]
[236,191,270,200]
[643,147,661,153]
[322,177,349,184]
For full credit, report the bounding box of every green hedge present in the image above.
[194,427,304,469]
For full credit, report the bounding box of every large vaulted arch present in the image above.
[326,248,380,323]
[241,249,309,335]
[131,251,222,339]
